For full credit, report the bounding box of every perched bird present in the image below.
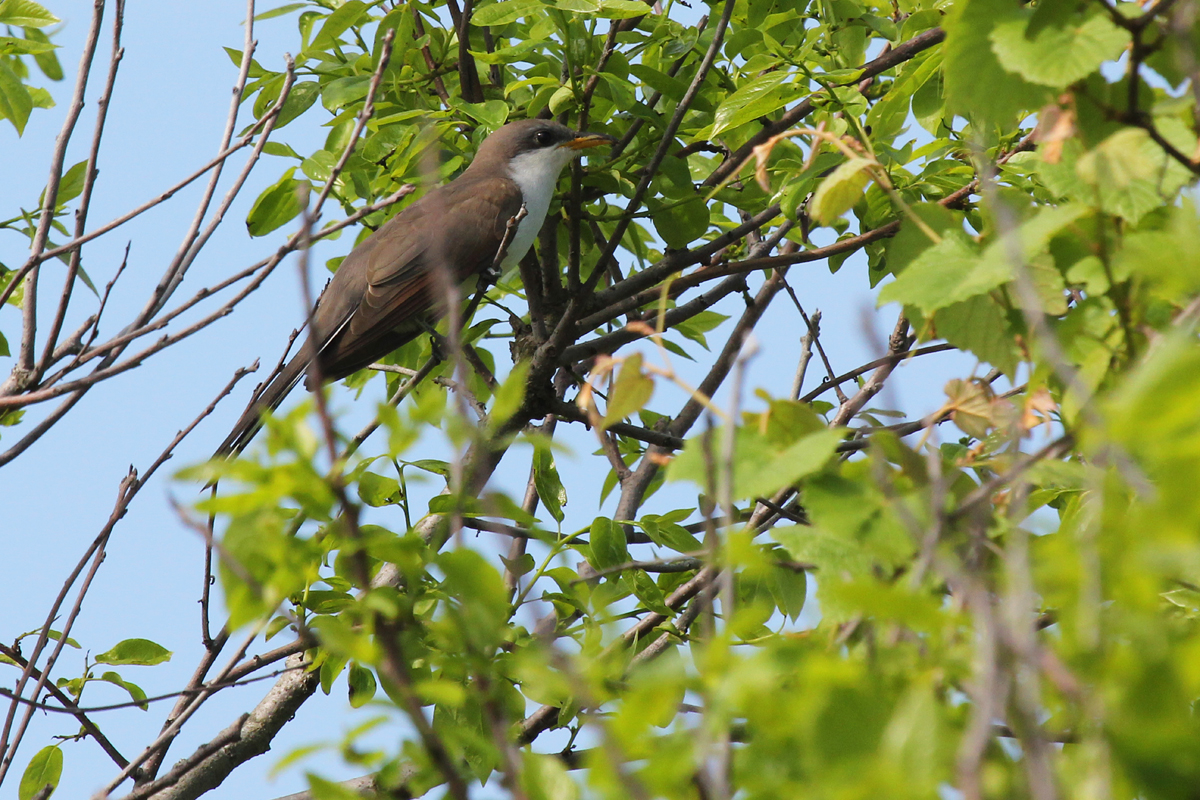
[214,119,613,457]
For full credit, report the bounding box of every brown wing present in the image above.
[313,172,523,382]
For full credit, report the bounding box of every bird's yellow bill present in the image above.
[564,133,614,150]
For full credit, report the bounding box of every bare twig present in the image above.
[37,0,126,377]
[0,364,255,786]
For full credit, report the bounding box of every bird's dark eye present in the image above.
[534,129,555,147]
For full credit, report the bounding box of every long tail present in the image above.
[213,350,310,459]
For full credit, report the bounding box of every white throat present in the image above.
[502,146,578,270]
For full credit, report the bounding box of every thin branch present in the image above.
[0,644,128,769]
[791,308,819,399]
[0,188,414,413]
[948,435,1076,522]
[799,343,955,403]
[831,315,912,426]
[10,0,108,386]
[117,715,248,800]
[702,27,946,189]
[133,8,279,327]
[0,364,255,786]
[584,0,735,292]
[410,5,451,103]
[37,0,126,377]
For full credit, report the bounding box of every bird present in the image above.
[214,119,613,458]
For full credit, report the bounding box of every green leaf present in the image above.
[1037,132,1190,224]
[19,745,61,800]
[490,360,530,427]
[456,99,509,129]
[310,0,368,50]
[255,2,307,21]
[403,458,450,477]
[437,549,509,639]
[598,0,650,18]
[710,71,791,138]
[555,0,600,13]
[24,27,61,81]
[321,75,372,112]
[651,196,709,249]
[300,149,335,182]
[523,752,580,800]
[501,552,536,578]
[533,445,567,523]
[640,517,702,553]
[768,564,808,621]
[99,671,149,710]
[348,663,377,708]
[307,773,368,800]
[630,570,673,614]
[882,202,957,279]
[222,46,269,78]
[275,80,319,128]
[669,427,842,501]
[602,353,655,429]
[990,11,1127,88]
[740,428,843,499]
[942,0,1048,128]
[674,309,728,350]
[471,0,545,26]
[0,0,59,27]
[548,84,575,116]
[934,294,1021,377]
[878,231,994,313]
[1075,128,1155,188]
[94,638,173,666]
[628,64,691,102]
[358,471,401,507]
[0,58,33,135]
[589,516,627,570]
[246,167,305,237]
[40,629,81,649]
[52,161,88,208]
[262,141,303,159]
[810,157,874,226]
[0,35,54,56]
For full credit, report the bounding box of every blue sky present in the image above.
[0,2,978,797]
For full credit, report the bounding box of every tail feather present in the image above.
[213,351,310,459]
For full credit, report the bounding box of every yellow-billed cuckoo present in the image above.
[215,119,612,457]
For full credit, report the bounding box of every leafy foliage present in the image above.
[9,0,1200,798]
[0,0,59,135]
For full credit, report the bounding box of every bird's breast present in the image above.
[501,206,545,271]
[504,148,574,270]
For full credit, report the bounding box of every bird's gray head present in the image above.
[465,120,614,244]
[466,120,612,193]
[470,119,612,169]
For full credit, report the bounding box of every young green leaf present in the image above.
[710,71,792,138]
[589,516,627,570]
[810,158,874,226]
[99,671,149,710]
[491,361,531,428]
[471,0,545,26]
[533,445,567,523]
[246,168,306,237]
[602,353,655,429]
[95,638,173,666]
[348,663,377,708]
[18,745,62,800]
[0,0,59,28]
[0,59,33,135]
[990,11,1127,88]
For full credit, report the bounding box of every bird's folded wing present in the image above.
[317,175,522,379]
